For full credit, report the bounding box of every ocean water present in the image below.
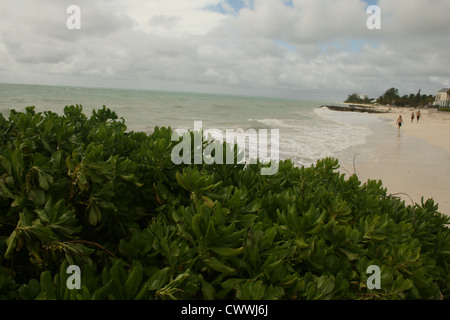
[0,82,391,169]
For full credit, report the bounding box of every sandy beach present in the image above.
[351,107,450,217]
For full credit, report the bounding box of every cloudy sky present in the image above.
[0,0,449,101]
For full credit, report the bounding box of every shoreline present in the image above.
[342,106,450,217]
[376,106,450,156]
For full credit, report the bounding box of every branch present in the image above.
[69,240,117,258]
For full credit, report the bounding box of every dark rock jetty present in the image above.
[321,105,388,114]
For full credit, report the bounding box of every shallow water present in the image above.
[0,82,387,168]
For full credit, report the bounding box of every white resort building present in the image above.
[435,88,450,107]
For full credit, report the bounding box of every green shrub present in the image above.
[1,105,449,300]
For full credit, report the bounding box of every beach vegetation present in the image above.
[345,88,435,108]
[376,88,435,107]
[1,106,449,300]
[344,93,374,105]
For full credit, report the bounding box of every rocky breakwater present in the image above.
[322,105,388,114]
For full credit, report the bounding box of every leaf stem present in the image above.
[69,240,117,258]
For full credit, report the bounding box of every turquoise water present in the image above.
[0,82,390,168]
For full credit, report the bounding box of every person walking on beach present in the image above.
[411,112,415,123]
[416,110,421,123]
[397,115,404,132]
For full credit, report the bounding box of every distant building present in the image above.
[358,94,367,100]
[435,88,450,107]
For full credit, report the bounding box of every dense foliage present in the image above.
[376,88,435,107]
[344,93,374,105]
[1,106,449,300]
[345,88,436,107]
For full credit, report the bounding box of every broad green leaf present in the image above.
[37,169,53,190]
[124,261,143,299]
[244,198,262,213]
[191,213,203,240]
[235,214,257,228]
[0,180,14,199]
[36,271,57,300]
[338,248,358,261]
[29,189,45,206]
[18,279,40,300]
[210,247,244,259]
[204,258,236,275]
[88,206,101,226]
[200,278,216,300]
[4,230,17,259]
[148,267,171,291]
[317,276,335,297]
[203,220,219,244]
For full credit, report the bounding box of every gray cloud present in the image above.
[0,0,449,101]
[148,15,181,29]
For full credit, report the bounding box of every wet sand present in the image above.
[344,107,450,217]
